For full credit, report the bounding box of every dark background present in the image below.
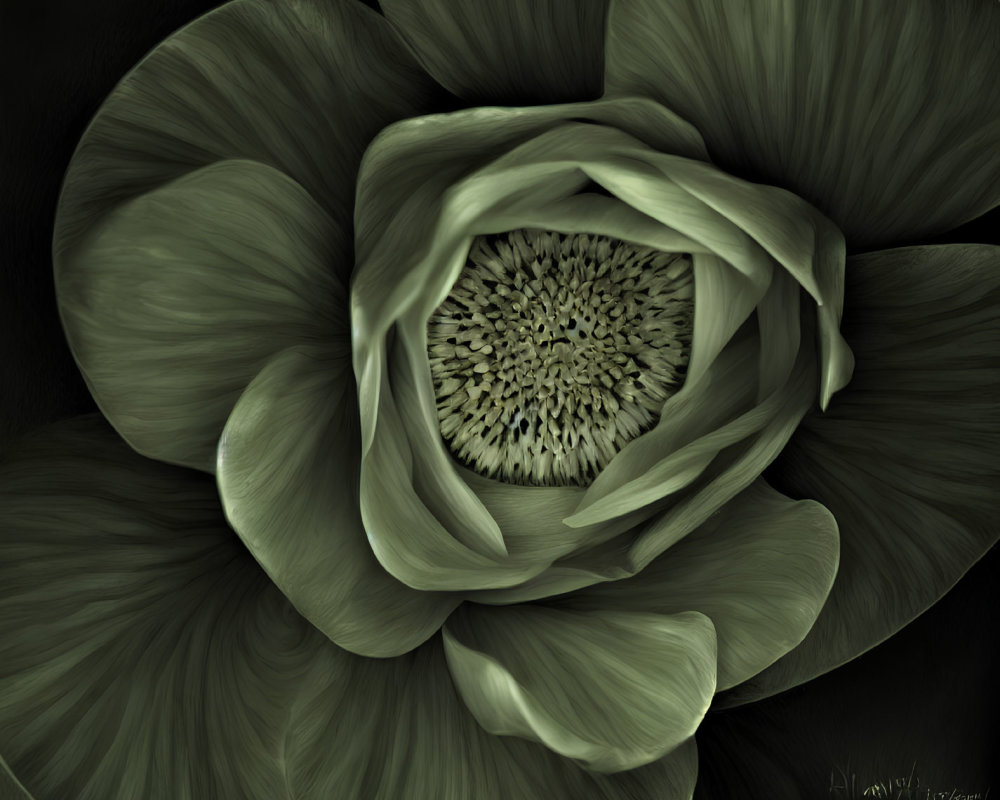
[1,1,997,798]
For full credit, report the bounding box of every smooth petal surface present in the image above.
[216,345,458,657]
[553,480,839,691]
[53,0,447,284]
[444,604,716,772]
[627,345,818,571]
[604,0,1000,248]
[380,0,608,104]
[56,159,344,472]
[0,418,698,800]
[721,245,1000,705]
[359,377,544,591]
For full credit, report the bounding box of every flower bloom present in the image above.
[1,0,998,798]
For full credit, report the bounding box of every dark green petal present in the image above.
[379,0,607,104]
[720,245,1000,706]
[553,480,839,691]
[0,417,698,799]
[56,159,343,473]
[0,755,33,800]
[444,604,716,772]
[604,0,1000,248]
[54,0,447,284]
[216,345,459,657]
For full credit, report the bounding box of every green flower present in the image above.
[1,1,998,798]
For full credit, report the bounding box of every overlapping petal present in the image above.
[553,480,839,691]
[721,245,1000,705]
[444,604,716,772]
[380,0,609,104]
[352,96,849,597]
[53,0,449,283]
[352,99,712,592]
[55,159,344,472]
[0,416,699,799]
[603,0,1000,248]
[216,344,459,657]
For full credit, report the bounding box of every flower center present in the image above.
[427,230,693,487]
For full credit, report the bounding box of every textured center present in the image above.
[427,230,694,487]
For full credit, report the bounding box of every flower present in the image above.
[1,1,998,798]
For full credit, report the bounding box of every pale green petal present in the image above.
[353,108,841,596]
[570,335,760,526]
[646,155,852,407]
[685,254,770,388]
[460,468,652,567]
[359,373,545,591]
[380,0,608,103]
[216,345,459,657]
[553,480,839,691]
[353,98,706,360]
[720,245,1000,705]
[479,193,710,255]
[0,418,698,799]
[351,100,710,593]
[585,150,851,405]
[444,604,716,772]
[627,348,817,572]
[604,0,1000,247]
[755,270,802,399]
[55,159,344,472]
[54,0,447,284]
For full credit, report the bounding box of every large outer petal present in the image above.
[56,159,344,472]
[0,416,698,800]
[604,0,1000,248]
[720,245,1000,705]
[53,0,449,286]
[379,0,608,104]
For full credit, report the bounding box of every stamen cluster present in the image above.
[428,229,693,486]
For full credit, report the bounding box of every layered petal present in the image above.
[216,345,459,657]
[553,480,839,691]
[53,0,448,283]
[352,97,707,357]
[0,416,698,800]
[721,245,1000,705]
[352,97,849,595]
[380,0,608,104]
[352,100,711,591]
[444,604,716,772]
[56,159,344,472]
[604,0,1000,248]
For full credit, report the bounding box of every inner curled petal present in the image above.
[427,229,694,487]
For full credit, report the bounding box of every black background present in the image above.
[1,1,997,798]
